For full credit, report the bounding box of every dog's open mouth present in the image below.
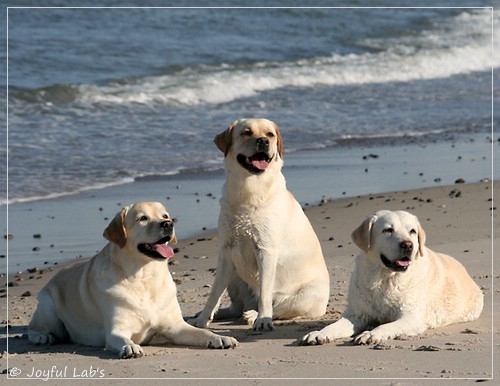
[138,236,174,260]
[237,152,273,174]
[380,254,411,272]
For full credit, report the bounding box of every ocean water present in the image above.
[2,3,498,205]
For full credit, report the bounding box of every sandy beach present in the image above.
[1,179,497,384]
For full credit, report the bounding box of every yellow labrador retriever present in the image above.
[192,118,330,331]
[28,202,238,358]
[301,210,483,345]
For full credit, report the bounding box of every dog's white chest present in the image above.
[220,204,268,242]
[354,274,406,323]
[220,210,266,285]
[232,213,257,239]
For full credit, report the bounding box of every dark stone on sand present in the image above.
[7,282,19,287]
[27,267,38,274]
[21,291,32,297]
[415,345,442,351]
[449,189,461,198]
[455,178,465,184]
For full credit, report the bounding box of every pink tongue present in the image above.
[251,159,270,170]
[395,259,410,267]
[153,243,174,259]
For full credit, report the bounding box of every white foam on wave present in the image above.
[1,177,135,206]
[76,9,497,107]
[2,162,226,206]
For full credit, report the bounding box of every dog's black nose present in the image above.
[400,240,413,251]
[256,137,269,151]
[160,221,173,231]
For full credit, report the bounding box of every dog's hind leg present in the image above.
[215,277,257,320]
[28,291,68,345]
[272,281,329,321]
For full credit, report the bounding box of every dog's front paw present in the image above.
[353,331,382,345]
[208,335,239,349]
[253,317,275,331]
[119,343,144,359]
[300,331,330,346]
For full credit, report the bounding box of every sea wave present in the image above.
[24,9,494,108]
[9,10,496,109]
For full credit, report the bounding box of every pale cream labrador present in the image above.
[191,118,330,331]
[28,202,238,358]
[301,210,483,346]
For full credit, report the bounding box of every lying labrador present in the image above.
[28,202,238,358]
[191,118,330,331]
[301,210,483,345]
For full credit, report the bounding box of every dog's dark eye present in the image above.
[409,229,417,235]
[266,132,275,138]
[138,215,149,222]
[382,227,394,235]
[162,214,169,219]
[241,128,252,137]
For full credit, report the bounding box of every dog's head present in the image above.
[351,210,426,272]
[103,202,177,261]
[214,118,283,175]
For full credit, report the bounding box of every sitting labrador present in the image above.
[29,202,238,358]
[301,210,483,345]
[191,118,330,331]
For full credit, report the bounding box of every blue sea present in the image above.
[2,2,498,205]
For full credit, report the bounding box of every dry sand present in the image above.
[1,181,497,384]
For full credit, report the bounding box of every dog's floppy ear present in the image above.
[214,120,238,157]
[351,214,377,253]
[417,221,426,256]
[103,206,129,248]
[274,123,283,160]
